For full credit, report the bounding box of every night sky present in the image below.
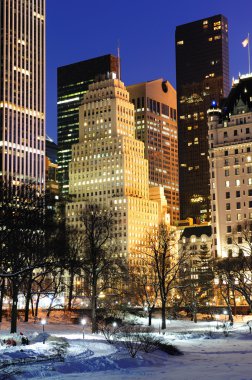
[47,0,252,141]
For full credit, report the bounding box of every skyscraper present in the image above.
[176,15,229,222]
[208,74,252,258]
[57,55,119,196]
[67,76,168,264]
[127,79,179,224]
[0,0,46,190]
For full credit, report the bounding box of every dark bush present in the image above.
[158,342,183,356]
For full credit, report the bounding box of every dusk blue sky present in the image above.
[47,0,252,141]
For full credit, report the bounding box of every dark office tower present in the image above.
[176,15,229,222]
[0,0,46,190]
[57,54,119,196]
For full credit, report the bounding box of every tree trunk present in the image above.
[0,279,5,323]
[24,274,33,322]
[161,300,166,329]
[193,311,197,323]
[232,288,237,316]
[68,271,75,311]
[47,293,57,317]
[91,277,97,333]
[148,310,152,326]
[35,293,40,318]
[10,279,19,333]
[31,295,35,317]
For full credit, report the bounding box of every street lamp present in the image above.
[223,310,228,322]
[215,314,220,329]
[41,319,46,344]
[81,318,86,339]
[112,322,117,329]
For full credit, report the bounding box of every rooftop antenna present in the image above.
[117,39,121,81]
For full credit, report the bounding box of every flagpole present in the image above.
[248,33,251,74]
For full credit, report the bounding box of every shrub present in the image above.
[158,342,183,356]
[99,322,119,344]
[47,336,69,358]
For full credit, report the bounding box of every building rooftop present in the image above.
[181,225,212,238]
[223,73,252,116]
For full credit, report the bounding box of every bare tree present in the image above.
[179,242,214,323]
[0,182,58,332]
[77,204,126,333]
[215,220,252,314]
[63,227,84,311]
[142,223,188,330]
[129,266,159,326]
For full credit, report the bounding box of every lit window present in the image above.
[237,214,242,221]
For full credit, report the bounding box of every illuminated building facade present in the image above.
[45,136,58,198]
[67,76,168,265]
[0,0,46,190]
[208,74,252,258]
[127,79,179,224]
[176,15,229,222]
[57,55,119,196]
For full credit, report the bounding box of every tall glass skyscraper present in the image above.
[0,0,46,191]
[176,15,229,222]
[57,55,119,196]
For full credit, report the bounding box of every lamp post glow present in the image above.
[41,319,46,344]
[223,310,228,322]
[81,319,86,339]
[215,314,220,329]
[112,322,117,329]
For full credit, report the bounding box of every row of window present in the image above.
[222,126,250,138]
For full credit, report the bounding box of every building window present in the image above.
[226,214,231,221]
[236,202,241,209]
[234,130,238,136]
[226,192,230,199]
[235,149,239,154]
[225,181,230,187]
[248,189,252,196]
[225,169,229,176]
[226,203,231,210]
[238,237,242,244]
[237,224,242,232]
[227,226,232,233]
[247,167,252,173]
[235,179,240,186]
[237,213,242,221]
[235,158,239,164]
[249,201,252,208]
[227,237,232,244]
[224,131,228,138]
[235,168,240,175]
[246,127,250,134]
[224,159,229,166]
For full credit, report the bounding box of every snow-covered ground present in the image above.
[0,316,252,380]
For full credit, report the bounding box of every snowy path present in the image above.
[0,319,251,379]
